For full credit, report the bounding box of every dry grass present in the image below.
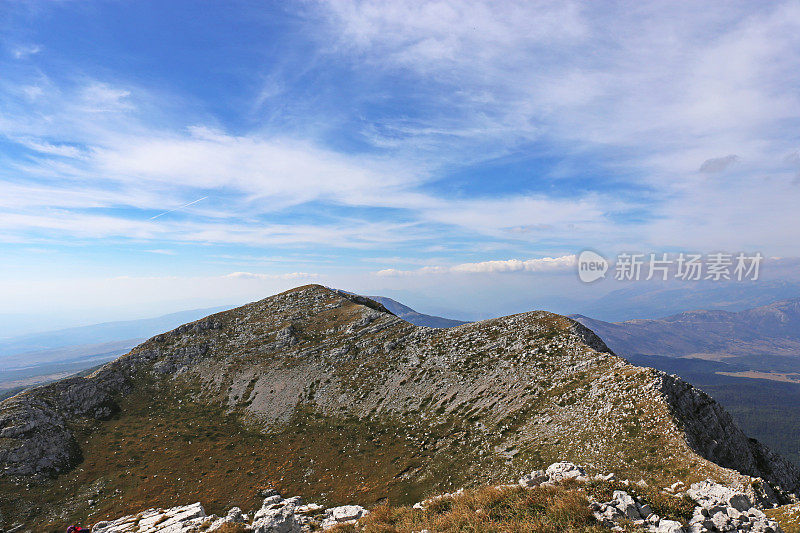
[583,479,695,524]
[766,503,800,533]
[328,484,610,533]
[326,478,699,533]
[0,378,441,532]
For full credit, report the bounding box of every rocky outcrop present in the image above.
[93,502,209,532]
[90,492,367,532]
[516,462,784,533]
[0,376,119,476]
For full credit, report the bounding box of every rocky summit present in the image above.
[1,285,799,531]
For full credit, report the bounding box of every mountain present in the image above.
[366,295,468,328]
[1,285,797,531]
[574,280,800,322]
[571,298,800,370]
[0,298,463,397]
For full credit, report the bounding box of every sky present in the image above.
[1,0,800,331]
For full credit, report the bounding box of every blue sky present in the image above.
[1,1,800,328]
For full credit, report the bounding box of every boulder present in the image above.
[252,496,301,533]
[656,519,685,533]
[687,480,753,512]
[613,490,641,520]
[321,505,369,530]
[545,462,585,482]
[519,469,548,488]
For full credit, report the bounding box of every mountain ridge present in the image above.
[1,285,798,530]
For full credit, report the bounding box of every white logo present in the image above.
[578,250,608,283]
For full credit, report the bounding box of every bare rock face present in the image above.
[0,376,118,476]
[93,502,207,532]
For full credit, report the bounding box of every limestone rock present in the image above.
[93,502,206,532]
[320,505,368,530]
[545,461,585,482]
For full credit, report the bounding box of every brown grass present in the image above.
[328,484,610,532]
[0,378,436,532]
[766,503,800,533]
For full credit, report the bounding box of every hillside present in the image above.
[571,301,800,468]
[1,285,798,531]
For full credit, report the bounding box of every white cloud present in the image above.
[79,83,133,112]
[11,44,41,59]
[90,126,423,208]
[376,254,577,276]
[315,0,800,255]
[2,2,800,260]
[15,137,85,158]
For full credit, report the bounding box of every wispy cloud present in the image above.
[144,249,177,255]
[699,155,740,174]
[0,1,799,323]
[11,44,41,59]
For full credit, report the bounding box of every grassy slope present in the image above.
[0,360,730,531]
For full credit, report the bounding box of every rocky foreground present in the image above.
[81,462,788,533]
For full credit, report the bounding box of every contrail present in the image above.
[148,196,208,220]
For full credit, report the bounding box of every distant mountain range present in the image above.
[571,298,800,372]
[0,306,231,360]
[367,295,468,328]
[572,280,800,322]
[0,306,230,396]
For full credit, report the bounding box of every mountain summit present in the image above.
[1,285,798,529]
